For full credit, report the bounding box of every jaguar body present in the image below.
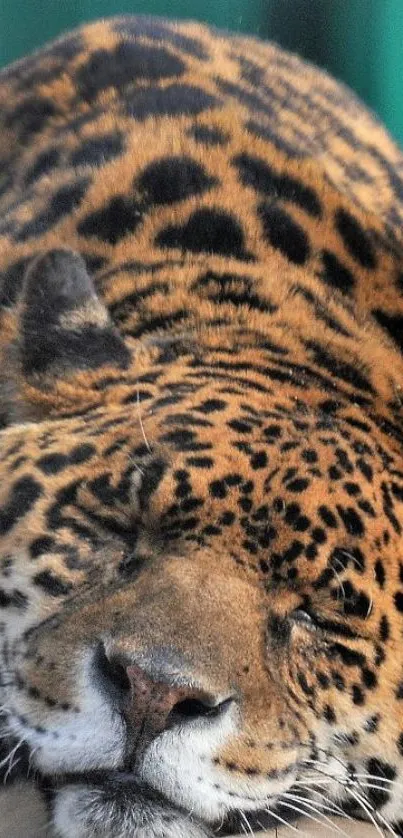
[1,15,403,837]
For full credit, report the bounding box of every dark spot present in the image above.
[318,505,338,528]
[126,84,220,120]
[0,588,28,609]
[344,481,360,496]
[373,310,403,353]
[373,560,385,589]
[192,270,276,313]
[30,536,55,559]
[379,614,389,642]
[156,208,253,261]
[340,580,370,618]
[362,668,377,689]
[37,453,68,474]
[70,133,124,167]
[25,147,61,186]
[311,527,326,544]
[264,425,282,440]
[197,399,227,414]
[235,153,321,217]
[287,478,310,493]
[161,428,209,453]
[250,451,268,469]
[209,480,227,499]
[77,42,185,102]
[33,570,72,597]
[216,78,274,121]
[316,671,330,689]
[320,250,355,295]
[352,685,365,705]
[189,125,228,145]
[305,543,318,560]
[332,672,345,691]
[136,156,216,205]
[246,118,309,157]
[237,55,265,87]
[17,179,90,241]
[78,195,144,244]
[357,456,373,483]
[335,208,377,269]
[186,456,214,468]
[323,705,336,724]
[258,201,310,265]
[282,540,304,562]
[328,643,365,667]
[284,503,300,525]
[0,476,42,535]
[228,419,252,434]
[137,459,167,510]
[297,671,314,696]
[306,340,373,393]
[5,97,58,139]
[363,714,379,733]
[114,17,208,60]
[365,758,395,807]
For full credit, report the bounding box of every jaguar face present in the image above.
[1,255,403,836]
[0,423,384,837]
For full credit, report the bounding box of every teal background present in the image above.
[1,0,402,145]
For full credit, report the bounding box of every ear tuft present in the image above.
[19,249,130,378]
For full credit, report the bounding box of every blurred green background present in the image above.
[1,0,402,145]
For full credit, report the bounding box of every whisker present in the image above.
[213,811,226,834]
[281,792,351,837]
[348,789,388,838]
[354,773,403,792]
[374,810,400,838]
[286,789,352,821]
[0,739,22,770]
[279,798,344,835]
[136,388,152,453]
[264,806,300,834]
[301,759,348,785]
[238,810,255,837]
[4,756,21,784]
[293,780,354,823]
[293,779,336,791]
[28,746,39,776]
[350,785,398,838]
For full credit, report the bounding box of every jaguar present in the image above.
[1,14,403,838]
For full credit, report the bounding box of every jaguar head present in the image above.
[1,251,402,837]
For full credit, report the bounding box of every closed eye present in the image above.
[291,608,362,639]
[290,608,317,629]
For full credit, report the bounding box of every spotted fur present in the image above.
[1,15,403,838]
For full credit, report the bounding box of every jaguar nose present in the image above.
[95,644,234,735]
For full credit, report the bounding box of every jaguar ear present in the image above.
[9,249,130,416]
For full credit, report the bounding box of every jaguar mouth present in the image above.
[37,768,301,836]
[1,724,302,838]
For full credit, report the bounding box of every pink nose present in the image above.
[96,645,234,741]
[123,663,216,734]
